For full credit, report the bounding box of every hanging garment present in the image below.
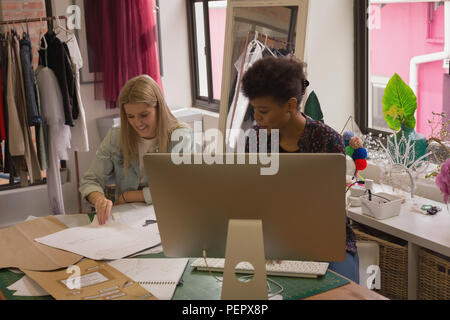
[6,37,26,157]
[38,31,78,127]
[57,32,89,153]
[84,0,162,108]
[226,41,263,151]
[36,66,72,215]
[20,35,41,126]
[1,37,15,179]
[0,67,4,172]
[0,67,5,141]
[12,34,42,184]
[35,85,49,171]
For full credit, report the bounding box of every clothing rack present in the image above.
[246,29,294,51]
[0,14,83,214]
[0,15,68,26]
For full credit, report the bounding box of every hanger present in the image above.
[262,34,276,58]
[38,17,48,67]
[54,16,74,43]
[20,19,28,40]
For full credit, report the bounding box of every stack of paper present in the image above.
[35,221,161,260]
[108,258,189,300]
[34,204,162,260]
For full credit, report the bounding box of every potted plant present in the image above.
[382,73,428,164]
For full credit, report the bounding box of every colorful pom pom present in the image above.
[343,131,355,142]
[352,148,367,160]
[346,146,355,157]
[349,136,363,149]
[354,159,367,171]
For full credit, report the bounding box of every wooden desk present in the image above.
[347,184,450,300]
[0,206,388,301]
[305,271,387,300]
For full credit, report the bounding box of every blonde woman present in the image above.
[80,75,193,225]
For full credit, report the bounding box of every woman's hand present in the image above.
[88,192,113,225]
[95,196,113,225]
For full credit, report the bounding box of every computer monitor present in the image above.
[143,153,347,263]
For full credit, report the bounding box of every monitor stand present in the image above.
[221,219,268,300]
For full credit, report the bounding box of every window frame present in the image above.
[355,0,388,136]
[186,0,224,113]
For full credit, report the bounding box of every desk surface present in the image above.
[0,273,387,301]
[0,206,388,300]
[307,282,387,300]
[347,184,450,257]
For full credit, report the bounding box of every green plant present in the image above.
[304,91,324,123]
[382,73,418,131]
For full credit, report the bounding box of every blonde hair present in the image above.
[119,75,187,169]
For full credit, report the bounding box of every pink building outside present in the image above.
[209,7,227,100]
[370,2,446,137]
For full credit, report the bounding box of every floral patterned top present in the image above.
[246,113,357,255]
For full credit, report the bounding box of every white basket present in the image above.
[360,192,403,220]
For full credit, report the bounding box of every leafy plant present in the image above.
[382,73,417,131]
[304,91,324,123]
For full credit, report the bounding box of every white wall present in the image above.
[304,0,355,132]
[159,0,193,110]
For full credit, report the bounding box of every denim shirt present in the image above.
[79,126,193,205]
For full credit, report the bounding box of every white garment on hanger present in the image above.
[57,32,89,153]
[226,41,263,151]
[36,67,71,215]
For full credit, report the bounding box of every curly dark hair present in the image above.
[241,56,308,107]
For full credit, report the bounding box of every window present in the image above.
[355,0,448,137]
[187,0,227,112]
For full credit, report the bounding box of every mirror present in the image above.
[218,0,309,152]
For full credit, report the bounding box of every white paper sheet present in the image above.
[8,276,49,297]
[127,244,164,257]
[34,219,161,261]
[56,214,91,229]
[108,258,188,300]
[110,203,157,229]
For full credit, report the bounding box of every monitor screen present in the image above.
[144,153,347,262]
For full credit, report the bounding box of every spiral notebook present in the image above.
[108,258,189,300]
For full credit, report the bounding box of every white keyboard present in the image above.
[191,258,329,278]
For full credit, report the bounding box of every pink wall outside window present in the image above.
[209,7,227,100]
[369,3,445,138]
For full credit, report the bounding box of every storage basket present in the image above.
[418,248,450,300]
[351,222,408,300]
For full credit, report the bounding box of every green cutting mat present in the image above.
[0,253,349,300]
[171,260,350,300]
